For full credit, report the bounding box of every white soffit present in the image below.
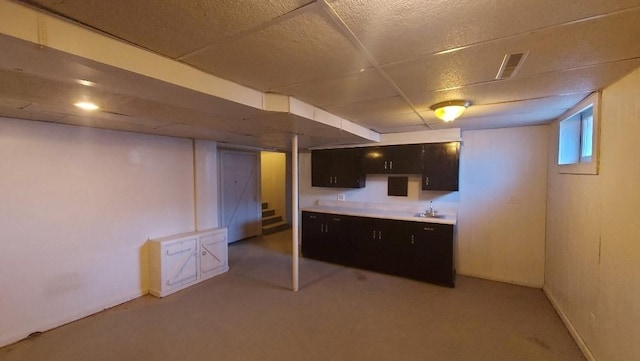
[0,1,379,146]
[311,128,460,149]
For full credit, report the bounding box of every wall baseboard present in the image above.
[458,271,543,289]
[543,286,596,361]
[0,289,147,348]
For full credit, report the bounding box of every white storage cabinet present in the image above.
[149,228,228,297]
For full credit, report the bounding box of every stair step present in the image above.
[262,202,268,210]
[262,221,291,235]
[262,208,275,217]
[262,214,283,226]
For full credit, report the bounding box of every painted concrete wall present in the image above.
[260,151,287,222]
[299,125,549,287]
[195,140,220,229]
[545,68,640,361]
[458,126,548,287]
[0,117,218,347]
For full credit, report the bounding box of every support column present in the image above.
[291,134,299,292]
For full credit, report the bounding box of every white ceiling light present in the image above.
[430,100,470,122]
[74,101,100,111]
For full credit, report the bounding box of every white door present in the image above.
[220,150,261,243]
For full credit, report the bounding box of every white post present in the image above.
[291,134,299,292]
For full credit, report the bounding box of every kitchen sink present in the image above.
[415,212,445,219]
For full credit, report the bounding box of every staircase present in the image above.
[262,202,290,235]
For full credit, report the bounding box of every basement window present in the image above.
[557,92,600,174]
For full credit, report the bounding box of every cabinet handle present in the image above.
[384,161,387,170]
[372,230,376,239]
[378,231,382,240]
[411,235,415,244]
[389,161,393,169]
[424,176,429,186]
[335,176,338,183]
[424,227,434,231]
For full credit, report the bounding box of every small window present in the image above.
[556,92,600,174]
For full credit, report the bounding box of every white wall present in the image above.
[195,139,220,229]
[545,68,640,361]
[260,151,287,221]
[0,117,218,347]
[458,126,548,287]
[299,125,549,287]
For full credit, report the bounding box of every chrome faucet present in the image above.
[429,201,434,216]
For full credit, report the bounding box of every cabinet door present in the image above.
[163,238,198,288]
[324,214,356,265]
[355,217,400,274]
[362,144,423,174]
[311,149,365,188]
[422,142,460,191]
[333,148,365,188]
[302,212,356,266]
[301,212,325,259]
[311,150,334,187]
[409,222,455,287]
[199,232,227,278]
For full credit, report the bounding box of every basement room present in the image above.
[1,1,639,360]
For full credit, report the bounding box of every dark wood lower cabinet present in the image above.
[302,211,455,287]
[301,212,357,267]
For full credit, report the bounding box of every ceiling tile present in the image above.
[325,96,425,131]
[329,0,640,65]
[518,8,640,76]
[422,93,591,130]
[183,8,370,90]
[407,59,640,110]
[269,68,397,107]
[384,8,640,98]
[27,0,313,58]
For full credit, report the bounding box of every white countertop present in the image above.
[302,204,456,225]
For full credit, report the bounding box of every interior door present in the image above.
[220,150,261,243]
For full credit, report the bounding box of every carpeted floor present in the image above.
[0,229,584,361]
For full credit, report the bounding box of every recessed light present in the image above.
[77,79,95,87]
[74,101,99,111]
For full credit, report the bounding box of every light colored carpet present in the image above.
[0,230,584,361]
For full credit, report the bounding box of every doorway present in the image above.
[219,150,261,243]
[260,151,290,234]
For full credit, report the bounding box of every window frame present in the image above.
[555,92,601,175]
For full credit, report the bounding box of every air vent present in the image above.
[496,52,528,80]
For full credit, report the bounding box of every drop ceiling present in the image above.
[1,0,640,149]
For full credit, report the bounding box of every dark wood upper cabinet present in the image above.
[362,144,424,174]
[422,142,460,191]
[311,148,365,188]
[311,142,460,191]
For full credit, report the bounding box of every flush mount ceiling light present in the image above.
[430,100,470,122]
[74,101,99,111]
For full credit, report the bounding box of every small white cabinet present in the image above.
[149,228,228,298]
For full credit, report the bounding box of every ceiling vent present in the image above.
[496,52,528,80]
